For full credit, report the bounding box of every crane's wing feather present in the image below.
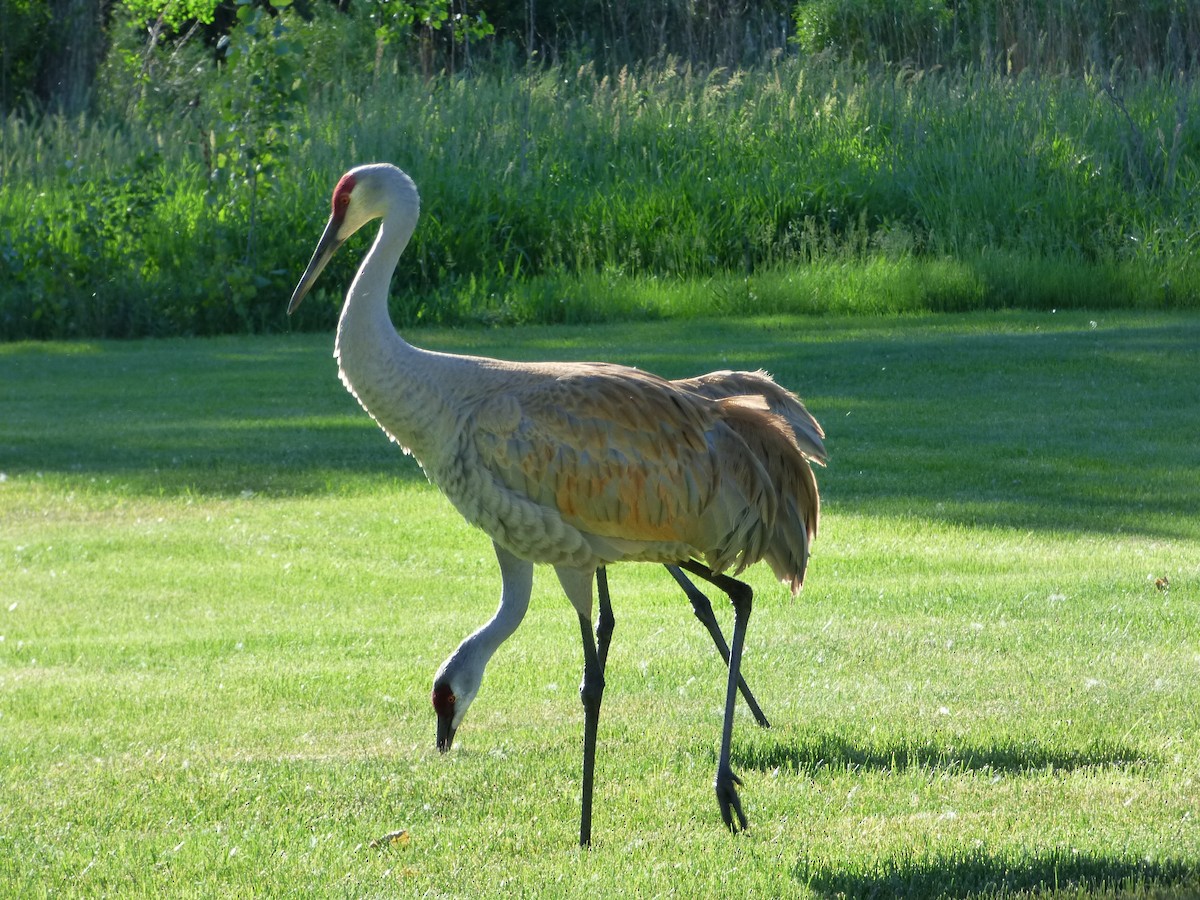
[463,364,774,571]
[472,368,713,537]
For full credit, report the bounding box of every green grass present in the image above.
[1,311,1198,897]
[3,56,1199,338]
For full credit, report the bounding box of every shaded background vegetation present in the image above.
[1,0,1198,338]
[6,0,1200,115]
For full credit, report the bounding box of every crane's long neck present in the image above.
[435,544,533,693]
[333,204,454,463]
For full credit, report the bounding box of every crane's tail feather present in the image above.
[712,394,820,596]
[703,404,778,577]
[676,369,828,466]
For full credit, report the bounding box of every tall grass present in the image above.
[2,57,1198,338]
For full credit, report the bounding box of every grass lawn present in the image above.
[1,310,1197,897]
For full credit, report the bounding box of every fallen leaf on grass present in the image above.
[369,829,411,849]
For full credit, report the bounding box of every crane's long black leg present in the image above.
[577,611,605,848]
[679,560,751,832]
[596,567,615,672]
[664,564,770,729]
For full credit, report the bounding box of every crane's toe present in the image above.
[715,767,748,833]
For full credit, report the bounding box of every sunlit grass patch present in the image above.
[1,312,1197,896]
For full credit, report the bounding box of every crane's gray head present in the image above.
[431,654,485,753]
[286,163,420,315]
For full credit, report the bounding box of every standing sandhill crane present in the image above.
[287,163,823,845]
[435,367,827,745]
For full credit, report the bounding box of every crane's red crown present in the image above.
[431,682,456,717]
[332,172,356,219]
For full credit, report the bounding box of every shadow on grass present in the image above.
[737,316,1200,543]
[796,847,1199,899]
[0,334,433,496]
[3,315,1199,540]
[736,731,1152,777]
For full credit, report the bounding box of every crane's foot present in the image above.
[715,765,748,833]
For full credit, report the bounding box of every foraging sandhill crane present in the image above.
[287,163,823,845]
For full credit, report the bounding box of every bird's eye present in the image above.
[331,172,356,217]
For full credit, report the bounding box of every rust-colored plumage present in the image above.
[679,370,825,594]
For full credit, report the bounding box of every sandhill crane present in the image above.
[287,163,823,845]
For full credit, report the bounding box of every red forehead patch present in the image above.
[431,682,456,716]
[332,172,356,217]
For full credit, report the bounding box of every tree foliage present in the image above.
[121,0,222,25]
[3,0,799,116]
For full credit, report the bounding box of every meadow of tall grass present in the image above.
[2,53,1197,339]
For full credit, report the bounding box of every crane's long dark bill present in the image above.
[287,215,345,315]
[436,714,456,752]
